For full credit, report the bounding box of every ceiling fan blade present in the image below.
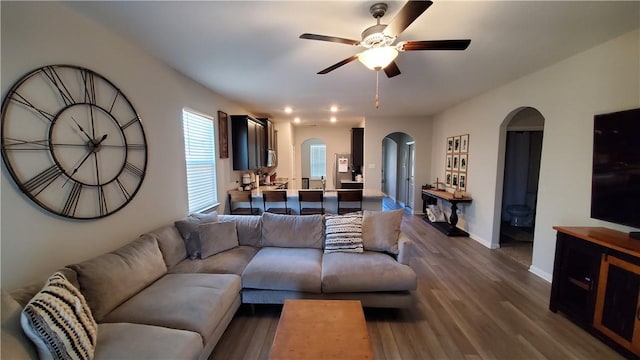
[384,61,401,78]
[398,39,471,51]
[383,1,433,38]
[300,33,360,46]
[317,55,359,74]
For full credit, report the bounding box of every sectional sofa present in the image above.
[1,210,416,360]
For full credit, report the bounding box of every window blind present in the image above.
[182,109,218,213]
[309,144,326,179]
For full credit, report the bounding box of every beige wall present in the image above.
[430,29,640,280]
[363,117,433,211]
[0,2,250,290]
[292,124,353,190]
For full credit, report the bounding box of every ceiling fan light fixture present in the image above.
[358,47,398,71]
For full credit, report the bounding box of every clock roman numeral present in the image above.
[62,182,82,217]
[82,69,97,104]
[120,116,140,130]
[23,165,63,195]
[124,162,144,178]
[108,90,120,113]
[9,91,55,122]
[3,138,49,151]
[116,179,131,201]
[98,186,108,217]
[41,66,76,106]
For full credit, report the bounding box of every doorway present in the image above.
[497,107,544,267]
[381,132,415,211]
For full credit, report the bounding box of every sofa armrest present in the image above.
[397,232,413,265]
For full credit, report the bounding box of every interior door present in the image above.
[407,142,415,209]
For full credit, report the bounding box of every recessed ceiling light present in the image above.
[330,105,338,113]
[330,117,337,123]
[294,117,300,124]
[284,106,293,114]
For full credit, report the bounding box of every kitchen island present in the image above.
[237,187,385,214]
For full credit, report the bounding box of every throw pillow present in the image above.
[20,272,97,360]
[324,213,364,253]
[261,212,324,249]
[361,209,403,254]
[198,221,239,258]
[174,212,219,259]
[426,204,446,222]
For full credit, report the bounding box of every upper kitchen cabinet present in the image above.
[259,118,277,167]
[351,127,364,167]
[231,115,266,170]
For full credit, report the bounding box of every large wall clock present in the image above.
[1,65,148,219]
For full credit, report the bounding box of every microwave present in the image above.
[267,149,277,167]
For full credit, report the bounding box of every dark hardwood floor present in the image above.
[210,211,622,360]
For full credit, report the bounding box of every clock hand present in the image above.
[62,150,92,187]
[96,134,108,145]
[70,116,93,142]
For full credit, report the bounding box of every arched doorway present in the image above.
[300,138,327,189]
[381,132,415,211]
[494,107,545,266]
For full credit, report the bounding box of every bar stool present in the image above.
[262,190,292,215]
[298,190,324,215]
[337,189,363,215]
[228,190,260,215]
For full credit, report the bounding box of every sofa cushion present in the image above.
[68,236,166,322]
[199,221,239,258]
[261,213,324,249]
[143,225,187,268]
[324,213,364,253]
[362,209,403,254]
[95,323,202,360]
[169,246,259,275]
[218,215,262,247]
[1,292,38,360]
[321,251,417,293]
[242,247,323,293]
[174,212,220,260]
[101,273,240,345]
[20,272,97,360]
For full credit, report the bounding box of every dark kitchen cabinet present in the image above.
[231,115,265,170]
[351,127,364,167]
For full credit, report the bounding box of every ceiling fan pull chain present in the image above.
[375,70,380,109]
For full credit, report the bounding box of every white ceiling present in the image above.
[65,1,639,126]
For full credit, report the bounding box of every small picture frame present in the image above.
[452,173,459,187]
[452,155,459,171]
[461,134,469,153]
[459,173,467,191]
[447,137,453,154]
[460,154,467,171]
[445,171,452,186]
[454,136,461,153]
[446,155,452,170]
[218,111,229,159]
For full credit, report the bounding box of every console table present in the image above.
[421,189,472,237]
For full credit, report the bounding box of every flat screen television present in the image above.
[591,108,640,230]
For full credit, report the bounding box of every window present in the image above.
[309,144,326,179]
[182,109,218,212]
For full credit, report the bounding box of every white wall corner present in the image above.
[528,265,553,283]
[468,232,498,249]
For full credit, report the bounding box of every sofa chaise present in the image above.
[1,209,416,359]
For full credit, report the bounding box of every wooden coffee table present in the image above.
[269,299,374,359]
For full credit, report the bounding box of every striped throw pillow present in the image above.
[324,212,364,253]
[21,272,97,360]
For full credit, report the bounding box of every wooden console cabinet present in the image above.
[551,226,640,358]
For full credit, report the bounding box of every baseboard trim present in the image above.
[528,265,552,283]
[468,232,499,249]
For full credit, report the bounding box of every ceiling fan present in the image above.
[300,0,471,78]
